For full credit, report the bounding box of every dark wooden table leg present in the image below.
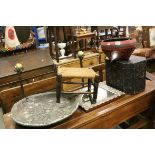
[85,39,87,51]
[93,75,99,103]
[53,27,59,63]
[79,57,84,88]
[70,27,76,58]
[48,27,54,59]
[17,72,26,98]
[56,74,62,103]
[88,78,93,104]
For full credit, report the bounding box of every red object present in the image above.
[101,37,137,61]
[8,28,15,40]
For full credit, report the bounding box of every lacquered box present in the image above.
[105,55,146,94]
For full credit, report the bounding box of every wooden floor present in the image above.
[0,48,53,79]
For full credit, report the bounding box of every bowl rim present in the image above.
[103,37,131,42]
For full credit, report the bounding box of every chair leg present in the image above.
[93,75,99,103]
[88,79,93,104]
[56,74,62,103]
[88,79,91,92]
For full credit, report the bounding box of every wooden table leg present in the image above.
[56,74,62,103]
[93,75,99,103]
[88,78,93,104]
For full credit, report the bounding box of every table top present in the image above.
[0,48,53,79]
[3,80,155,129]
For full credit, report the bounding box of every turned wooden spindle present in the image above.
[14,63,26,98]
[78,51,85,88]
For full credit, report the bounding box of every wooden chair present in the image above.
[47,26,76,63]
[56,67,99,103]
[91,26,126,47]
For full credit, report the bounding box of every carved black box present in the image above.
[106,55,146,94]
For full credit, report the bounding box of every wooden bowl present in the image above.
[101,37,137,61]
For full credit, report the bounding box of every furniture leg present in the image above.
[53,27,59,63]
[93,75,99,103]
[88,79,91,92]
[70,27,76,58]
[77,40,80,51]
[79,58,84,88]
[93,37,97,52]
[85,39,87,51]
[48,27,54,59]
[88,79,93,104]
[17,72,26,98]
[56,74,62,103]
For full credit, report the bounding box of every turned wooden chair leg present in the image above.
[93,75,99,103]
[88,79,93,103]
[88,79,91,92]
[56,74,62,103]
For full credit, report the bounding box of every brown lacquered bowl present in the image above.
[101,37,137,61]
